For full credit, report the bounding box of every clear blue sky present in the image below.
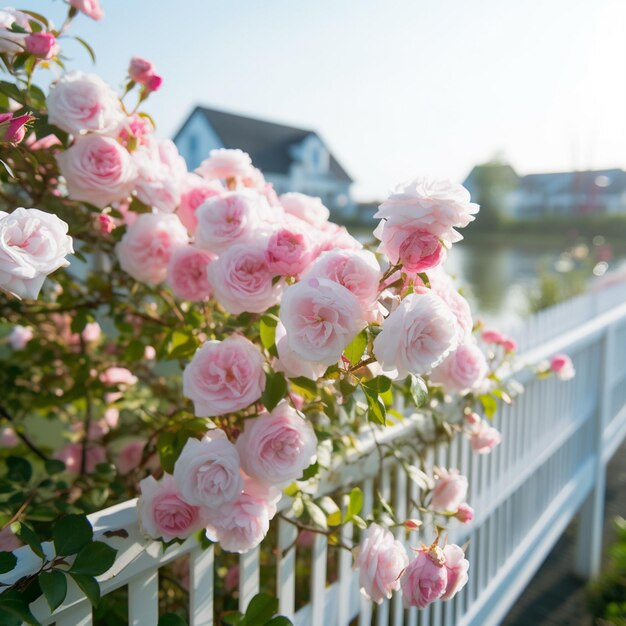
[36,0,626,200]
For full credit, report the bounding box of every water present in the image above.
[351,228,626,329]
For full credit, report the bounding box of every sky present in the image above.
[35,0,626,200]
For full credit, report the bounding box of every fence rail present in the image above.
[5,277,626,626]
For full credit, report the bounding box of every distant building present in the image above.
[173,106,355,220]
[464,164,626,220]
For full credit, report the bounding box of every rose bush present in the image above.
[0,4,573,623]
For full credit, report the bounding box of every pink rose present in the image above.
[177,174,223,233]
[133,138,187,213]
[208,242,282,315]
[69,0,104,20]
[0,207,73,300]
[167,246,214,301]
[428,268,473,342]
[27,133,61,151]
[183,335,265,417]
[48,71,123,136]
[280,277,362,366]
[205,478,280,554]
[144,345,156,360]
[468,418,502,454]
[128,56,154,84]
[279,192,330,228]
[431,468,468,512]
[304,249,381,320]
[430,342,488,392]
[265,224,315,278]
[115,440,146,474]
[25,32,57,58]
[274,321,327,380]
[355,523,409,604]
[81,321,101,343]
[374,178,479,247]
[316,221,362,253]
[401,545,448,608]
[502,338,517,352]
[54,443,106,474]
[196,149,256,181]
[374,292,458,379]
[57,135,137,209]
[550,354,575,381]
[236,401,317,486]
[116,213,188,284]
[379,227,446,273]
[455,503,474,524]
[195,191,265,254]
[100,366,138,386]
[441,544,469,600]
[173,430,243,508]
[0,112,33,144]
[8,325,33,350]
[138,474,207,542]
[118,114,153,150]
[0,426,19,447]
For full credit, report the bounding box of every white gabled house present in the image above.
[173,106,355,220]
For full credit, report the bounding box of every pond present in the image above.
[350,228,626,329]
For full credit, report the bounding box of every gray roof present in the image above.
[174,106,352,182]
[518,169,626,195]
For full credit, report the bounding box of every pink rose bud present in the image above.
[25,32,57,58]
[69,0,104,20]
[550,354,575,381]
[405,519,423,531]
[465,411,481,426]
[502,337,517,353]
[0,112,33,144]
[0,426,19,447]
[431,468,468,512]
[455,503,474,524]
[401,545,448,609]
[128,56,154,84]
[481,329,505,344]
[8,325,33,350]
[144,345,156,360]
[440,544,470,600]
[97,213,115,235]
[144,74,163,93]
[54,442,106,474]
[469,418,502,454]
[100,366,138,387]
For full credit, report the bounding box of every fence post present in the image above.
[574,324,614,579]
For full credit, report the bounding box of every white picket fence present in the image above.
[5,277,626,626]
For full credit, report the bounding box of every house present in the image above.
[463,162,626,220]
[172,106,355,220]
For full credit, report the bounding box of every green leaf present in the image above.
[343,329,368,366]
[158,614,188,626]
[362,385,386,425]
[70,541,116,576]
[11,522,43,559]
[362,375,391,394]
[69,572,100,606]
[166,330,197,359]
[410,375,428,408]
[261,370,288,412]
[157,429,197,474]
[39,570,67,612]
[479,394,498,418]
[345,487,363,522]
[300,461,319,481]
[266,618,293,626]
[244,592,279,624]
[44,459,66,475]
[221,613,245,626]
[260,314,279,352]
[7,456,32,482]
[74,36,96,63]
[0,81,25,105]
[0,590,42,625]
[289,376,318,398]
[304,500,328,530]
[53,514,93,556]
[0,551,17,574]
